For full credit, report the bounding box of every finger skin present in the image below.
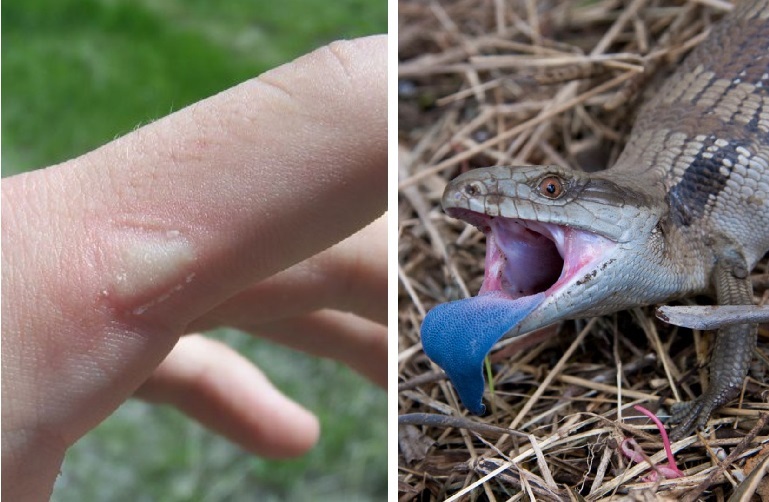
[136,335,320,458]
[192,215,387,331]
[1,36,386,501]
[252,311,388,388]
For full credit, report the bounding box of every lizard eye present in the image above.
[538,176,564,199]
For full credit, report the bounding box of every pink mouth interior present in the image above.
[451,210,611,302]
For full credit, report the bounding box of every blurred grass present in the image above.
[2,0,387,499]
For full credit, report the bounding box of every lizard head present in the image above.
[421,165,667,414]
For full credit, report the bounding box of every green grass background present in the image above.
[2,0,387,499]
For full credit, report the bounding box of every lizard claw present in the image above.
[668,399,712,440]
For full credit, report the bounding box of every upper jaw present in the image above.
[442,165,652,244]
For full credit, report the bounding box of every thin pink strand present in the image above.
[619,405,684,480]
[633,404,682,473]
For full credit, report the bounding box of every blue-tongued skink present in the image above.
[421,0,769,439]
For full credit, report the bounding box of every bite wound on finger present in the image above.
[104,228,197,319]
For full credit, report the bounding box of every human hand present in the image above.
[2,35,386,501]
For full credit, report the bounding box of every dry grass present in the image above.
[397,0,769,500]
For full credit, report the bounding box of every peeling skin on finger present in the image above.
[103,229,197,318]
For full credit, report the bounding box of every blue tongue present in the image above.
[421,292,545,414]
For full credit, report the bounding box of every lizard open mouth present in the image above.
[420,208,614,414]
[448,208,612,302]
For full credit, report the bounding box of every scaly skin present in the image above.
[424,1,769,438]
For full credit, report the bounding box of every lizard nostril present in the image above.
[463,183,480,196]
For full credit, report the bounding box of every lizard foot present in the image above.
[668,398,715,440]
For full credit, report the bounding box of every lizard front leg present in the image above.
[668,247,757,440]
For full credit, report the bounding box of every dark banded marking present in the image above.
[668,136,752,226]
